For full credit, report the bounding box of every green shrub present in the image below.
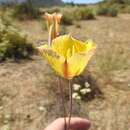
[74,7,95,20]
[97,6,118,17]
[106,0,130,5]
[42,7,61,14]
[97,7,109,15]
[112,3,130,13]
[120,5,130,13]
[61,11,74,25]
[61,7,95,25]
[101,0,130,13]
[12,2,40,20]
[0,17,34,61]
[73,9,83,20]
[78,8,95,20]
[60,25,67,35]
[108,8,118,16]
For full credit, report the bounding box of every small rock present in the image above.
[0,106,3,110]
[3,120,8,124]
[38,106,46,112]
[4,114,11,120]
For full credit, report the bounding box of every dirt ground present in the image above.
[0,14,130,130]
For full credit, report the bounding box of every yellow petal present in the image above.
[66,41,96,79]
[51,35,87,59]
[37,45,65,77]
[37,37,96,79]
[85,39,97,51]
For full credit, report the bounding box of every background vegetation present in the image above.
[0,15,34,61]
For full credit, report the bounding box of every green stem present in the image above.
[67,80,73,130]
[58,77,67,130]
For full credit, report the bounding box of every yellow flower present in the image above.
[38,35,96,79]
[44,12,62,42]
[44,13,62,29]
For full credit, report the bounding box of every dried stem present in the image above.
[67,80,73,130]
[58,77,67,130]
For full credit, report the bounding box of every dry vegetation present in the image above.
[0,6,130,130]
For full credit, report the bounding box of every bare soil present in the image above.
[0,14,130,130]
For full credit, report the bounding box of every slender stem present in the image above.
[48,25,53,46]
[67,80,73,130]
[58,77,67,130]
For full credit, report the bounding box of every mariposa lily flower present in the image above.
[44,12,62,31]
[44,12,62,45]
[38,35,96,79]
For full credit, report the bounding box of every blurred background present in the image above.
[0,0,130,130]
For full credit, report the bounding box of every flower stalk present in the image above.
[58,77,67,130]
[67,80,73,130]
